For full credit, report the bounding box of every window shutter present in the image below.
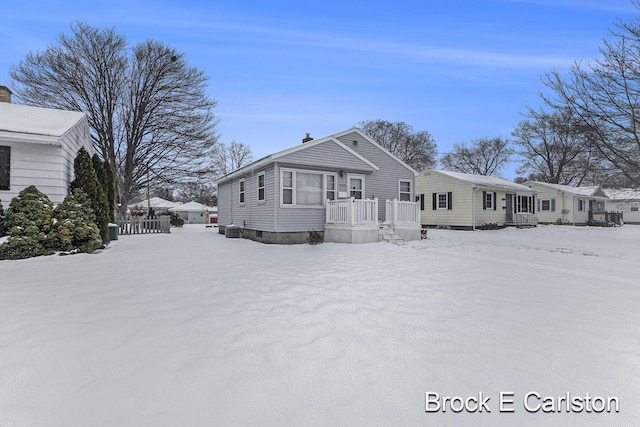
[447,192,452,210]
[493,192,497,210]
[432,193,437,210]
[531,196,536,213]
[0,146,10,191]
[551,199,556,212]
[482,191,487,210]
[418,194,425,211]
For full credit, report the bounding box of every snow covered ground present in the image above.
[1,225,639,426]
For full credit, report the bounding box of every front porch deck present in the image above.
[325,198,420,243]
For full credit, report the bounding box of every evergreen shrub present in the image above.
[0,186,55,260]
[49,190,103,254]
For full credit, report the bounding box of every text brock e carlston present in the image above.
[425,391,619,414]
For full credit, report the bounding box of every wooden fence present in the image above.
[117,216,171,235]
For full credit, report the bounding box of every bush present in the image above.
[73,148,110,244]
[0,227,54,259]
[48,190,103,254]
[3,185,54,233]
[159,211,184,227]
[307,230,323,245]
[0,186,55,260]
[0,200,6,237]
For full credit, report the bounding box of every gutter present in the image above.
[472,187,479,230]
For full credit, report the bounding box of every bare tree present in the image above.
[358,119,437,172]
[212,140,253,177]
[176,180,217,205]
[440,136,513,176]
[9,22,219,215]
[512,107,604,185]
[543,2,640,186]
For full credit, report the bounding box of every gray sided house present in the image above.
[416,169,539,230]
[216,128,420,244]
[0,89,93,206]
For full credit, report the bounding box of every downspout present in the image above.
[472,187,479,230]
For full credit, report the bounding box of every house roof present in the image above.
[216,128,417,184]
[0,102,86,138]
[525,181,606,198]
[603,188,640,200]
[128,196,180,210]
[169,201,214,212]
[424,169,536,192]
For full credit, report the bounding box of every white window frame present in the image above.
[539,198,556,212]
[347,173,365,200]
[437,192,449,210]
[257,172,265,203]
[398,179,412,201]
[485,192,494,209]
[280,168,337,208]
[326,174,336,201]
[239,178,245,205]
[515,195,533,213]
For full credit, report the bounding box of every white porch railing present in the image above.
[326,198,378,225]
[512,213,538,226]
[385,199,420,225]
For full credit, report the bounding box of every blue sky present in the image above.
[1,0,637,178]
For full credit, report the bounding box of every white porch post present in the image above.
[349,197,355,226]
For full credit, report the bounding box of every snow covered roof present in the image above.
[526,181,605,197]
[603,188,640,200]
[169,201,214,212]
[127,197,180,210]
[216,129,380,184]
[425,169,535,192]
[0,102,86,138]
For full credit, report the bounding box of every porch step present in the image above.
[378,228,404,245]
[381,233,404,244]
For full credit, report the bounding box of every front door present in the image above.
[347,174,364,199]
[505,194,513,222]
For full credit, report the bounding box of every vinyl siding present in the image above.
[279,139,375,173]
[416,172,474,227]
[527,183,582,224]
[217,129,417,234]
[0,118,92,205]
[416,172,543,228]
[335,131,416,219]
[217,165,276,230]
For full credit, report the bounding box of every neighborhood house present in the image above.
[416,169,539,230]
[216,128,421,244]
[524,181,612,225]
[0,86,93,205]
[603,188,640,224]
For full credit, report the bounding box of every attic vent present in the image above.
[352,140,358,146]
[302,133,313,143]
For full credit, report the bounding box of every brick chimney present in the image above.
[0,86,12,103]
[302,132,313,143]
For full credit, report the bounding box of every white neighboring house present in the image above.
[127,196,180,215]
[0,87,93,206]
[415,169,539,229]
[524,181,609,225]
[169,201,213,224]
[603,188,640,224]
